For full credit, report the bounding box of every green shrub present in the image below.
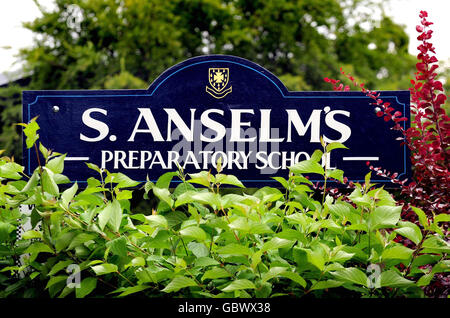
[0,119,448,298]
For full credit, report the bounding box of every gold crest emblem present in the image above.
[206,68,232,99]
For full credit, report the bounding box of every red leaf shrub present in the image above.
[323,10,449,297]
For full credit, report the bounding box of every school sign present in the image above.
[23,55,411,185]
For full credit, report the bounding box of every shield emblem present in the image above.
[209,68,229,92]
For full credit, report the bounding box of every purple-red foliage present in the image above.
[324,10,449,297]
[324,10,449,217]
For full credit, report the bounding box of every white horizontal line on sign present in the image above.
[342,157,379,161]
[64,157,90,161]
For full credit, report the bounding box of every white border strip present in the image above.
[343,157,379,161]
[64,157,90,161]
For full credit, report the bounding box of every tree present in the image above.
[1,0,417,159]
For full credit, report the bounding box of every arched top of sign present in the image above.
[147,55,289,98]
[23,54,411,186]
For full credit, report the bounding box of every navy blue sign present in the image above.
[23,55,410,186]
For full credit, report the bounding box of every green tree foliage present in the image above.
[0,85,22,160]
[1,0,417,158]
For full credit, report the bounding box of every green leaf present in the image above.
[162,276,198,293]
[126,257,146,268]
[228,217,251,233]
[421,236,450,253]
[46,154,66,174]
[144,180,154,195]
[41,168,59,196]
[58,286,74,298]
[367,205,401,230]
[76,277,97,298]
[411,206,429,229]
[156,171,178,189]
[380,270,414,288]
[24,242,54,262]
[289,160,324,175]
[261,267,286,283]
[331,268,368,287]
[254,186,284,203]
[48,260,74,276]
[262,237,295,252]
[368,188,396,206]
[216,244,252,256]
[194,257,220,268]
[21,117,40,149]
[85,162,102,174]
[61,182,78,209]
[115,285,150,297]
[216,155,223,173]
[187,242,209,258]
[272,177,289,189]
[175,191,220,209]
[106,236,128,257]
[67,233,97,250]
[215,174,245,188]
[116,189,132,201]
[98,200,122,232]
[276,229,306,242]
[394,221,422,245]
[188,171,213,188]
[179,226,207,242]
[21,230,43,240]
[251,251,263,270]
[45,275,67,290]
[0,222,17,242]
[39,142,48,159]
[285,213,309,229]
[0,162,24,180]
[91,263,118,275]
[222,279,256,292]
[55,231,77,252]
[145,215,168,229]
[310,280,344,290]
[30,272,40,280]
[219,194,243,209]
[326,142,348,152]
[416,273,434,287]
[381,245,413,261]
[310,149,323,163]
[364,172,372,187]
[152,187,174,207]
[87,260,104,267]
[280,271,307,288]
[434,214,450,223]
[291,175,314,186]
[202,268,232,281]
[21,170,39,192]
[330,249,355,263]
[431,261,450,274]
[105,172,140,188]
[303,247,325,271]
[54,173,70,184]
[249,222,273,235]
[348,189,372,207]
[75,193,104,206]
[293,185,314,194]
[326,169,344,183]
[165,211,188,228]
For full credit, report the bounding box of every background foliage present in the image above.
[0,0,421,159]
